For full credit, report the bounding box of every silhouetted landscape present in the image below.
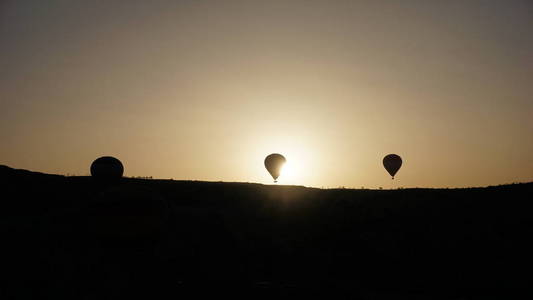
[2,165,532,298]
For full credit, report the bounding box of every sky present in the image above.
[1,0,532,188]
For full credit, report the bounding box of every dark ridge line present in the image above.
[1,164,532,191]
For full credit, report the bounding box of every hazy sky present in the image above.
[1,0,532,188]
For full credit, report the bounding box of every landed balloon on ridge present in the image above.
[91,156,124,182]
[383,154,402,179]
[264,153,286,183]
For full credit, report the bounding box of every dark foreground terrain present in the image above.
[1,165,532,299]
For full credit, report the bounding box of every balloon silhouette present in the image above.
[91,156,124,182]
[264,153,286,183]
[383,154,402,179]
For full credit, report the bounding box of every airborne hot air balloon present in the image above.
[264,153,286,183]
[383,154,402,179]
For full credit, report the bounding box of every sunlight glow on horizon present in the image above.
[254,135,318,186]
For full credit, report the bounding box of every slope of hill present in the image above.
[1,165,532,298]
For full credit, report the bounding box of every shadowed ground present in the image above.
[1,165,531,298]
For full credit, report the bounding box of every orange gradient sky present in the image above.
[1,1,532,188]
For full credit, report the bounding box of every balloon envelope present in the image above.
[91,156,124,182]
[264,153,286,182]
[383,154,402,179]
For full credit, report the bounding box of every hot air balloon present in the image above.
[383,154,402,179]
[264,153,286,183]
[91,156,124,182]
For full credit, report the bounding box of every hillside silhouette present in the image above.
[1,165,532,298]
